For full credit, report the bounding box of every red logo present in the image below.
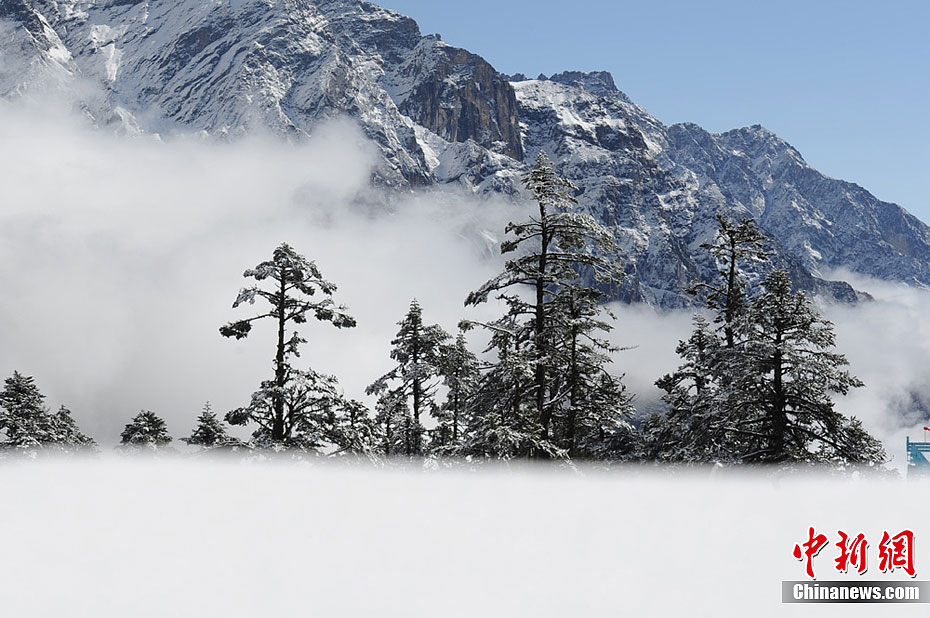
[793,528,916,579]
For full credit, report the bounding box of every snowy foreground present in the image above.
[1,459,926,617]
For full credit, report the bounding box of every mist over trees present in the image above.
[0,153,886,470]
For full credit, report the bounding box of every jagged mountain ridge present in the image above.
[2,0,928,307]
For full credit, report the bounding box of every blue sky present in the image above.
[380,0,929,221]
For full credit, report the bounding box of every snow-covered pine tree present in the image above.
[53,405,97,452]
[548,286,636,460]
[328,399,377,459]
[648,215,771,464]
[730,269,885,465]
[366,299,449,457]
[464,150,626,455]
[457,310,564,460]
[182,402,236,449]
[119,411,172,452]
[0,372,95,455]
[220,243,355,445]
[227,368,346,452]
[373,392,411,457]
[690,214,769,348]
[429,331,479,454]
[647,315,728,462]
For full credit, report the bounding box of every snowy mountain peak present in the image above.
[548,70,618,97]
[2,0,929,306]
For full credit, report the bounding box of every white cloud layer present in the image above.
[0,102,514,444]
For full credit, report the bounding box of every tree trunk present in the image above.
[411,325,421,456]
[384,417,392,456]
[725,236,738,349]
[566,322,580,456]
[535,205,550,441]
[452,391,460,444]
[273,274,287,442]
[404,414,412,457]
[770,329,787,462]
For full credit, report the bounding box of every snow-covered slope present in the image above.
[509,75,907,305]
[0,0,76,98]
[2,0,928,306]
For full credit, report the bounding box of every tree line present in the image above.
[0,152,886,467]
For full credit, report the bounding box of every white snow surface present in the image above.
[0,459,926,617]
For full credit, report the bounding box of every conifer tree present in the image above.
[651,267,886,467]
[430,331,479,453]
[227,368,345,451]
[367,300,449,456]
[648,315,726,461]
[328,399,377,458]
[464,150,627,455]
[649,215,771,463]
[0,372,95,455]
[548,287,636,459]
[53,405,97,451]
[730,269,885,465]
[119,411,172,452]
[373,393,408,457]
[690,214,769,348]
[182,402,234,449]
[458,311,564,460]
[220,243,355,444]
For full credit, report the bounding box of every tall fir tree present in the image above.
[220,243,355,445]
[429,331,480,454]
[373,392,409,457]
[367,300,449,457]
[651,266,885,467]
[548,287,636,460]
[464,150,627,457]
[690,214,769,348]
[458,309,564,460]
[730,269,885,465]
[649,214,772,463]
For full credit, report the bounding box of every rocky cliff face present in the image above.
[1,0,928,307]
[387,38,523,161]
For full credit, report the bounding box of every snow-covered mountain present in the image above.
[2,0,928,307]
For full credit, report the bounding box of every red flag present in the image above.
[924,427,930,431]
